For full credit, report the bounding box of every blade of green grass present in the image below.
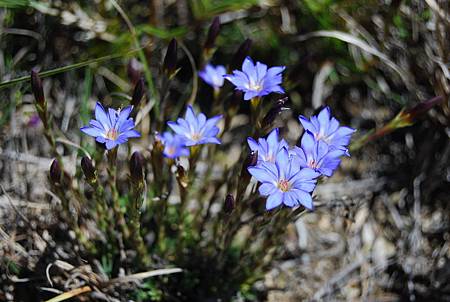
[0,0,30,8]
[80,67,93,125]
[0,48,141,90]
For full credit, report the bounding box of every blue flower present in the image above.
[291,131,347,177]
[157,132,190,158]
[247,128,288,164]
[248,148,320,210]
[81,102,140,150]
[224,56,285,100]
[167,105,222,146]
[199,64,226,89]
[299,107,355,153]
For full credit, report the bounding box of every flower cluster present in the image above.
[160,105,222,158]
[248,107,355,210]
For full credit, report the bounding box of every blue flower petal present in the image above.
[259,183,277,196]
[248,166,277,183]
[95,102,111,129]
[293,189,314,210]
[80,126,104,137]
[265,191,283,210]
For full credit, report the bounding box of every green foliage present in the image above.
[0,0,30,8]
[135,281,163,301]
[137,25,188,40]
[190,0,258,19]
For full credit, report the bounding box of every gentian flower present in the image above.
[199,64,226,89]
[81,102,140,150]
[291,131,347,177]
[167,105,222,146]
[299,107,355,153]
[224,56,285,100]
[248,148,320,210]
[157,132,190,158]
[247,128,288,164]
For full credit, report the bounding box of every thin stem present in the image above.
[107,148,129,239]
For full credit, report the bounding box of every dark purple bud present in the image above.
[127,58,141,86]
[230,39,252,71]
[262,97,289,127]
[49,159,62,185]
[245,150,258,168]
[163,39,178,77]
[81,156,96,184]
[131,77,145,108]
[31,69,45,107]
[204,17,221,50]
[224,194,235,214]
[130,151,144,182]
[403,96,443,122]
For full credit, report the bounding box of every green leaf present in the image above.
[0,0,30,8]
[136,25,188,39]
[0,48,140,90]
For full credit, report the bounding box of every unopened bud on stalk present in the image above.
[245,150,258,168]
[130,151,145,183]
[163,39,178,78]
[127,58,141,86]
[31,69,45,107]
[397,96,443,127]
[262,97,289,128]
[204,17,221,51]
[230,39,252,71]
[81,156,96,184]
[224,194,235,214]
[131,78,145,108]
[49,159,62,185]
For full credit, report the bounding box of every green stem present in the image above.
[107,148,129,239]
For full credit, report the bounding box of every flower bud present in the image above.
[131,77,145,108]
[163,38,178,78]
[127,58,141,86]
[204,17,221,50]
[224,194,235,214]
[31,69,45,107]
[245,150,258,168]
[230,39,252,71]
[262,97,289,128]
[81,156,96,184]
[49,159,62,185]
[129,151,144,183]
[398,96,443,126]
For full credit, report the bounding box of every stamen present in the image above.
[106,128,118,140]
[191,132,202,141]
[308,159,319,169]
[277,179,290,192]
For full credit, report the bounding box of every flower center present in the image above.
[308,159,319,169]
[249,82,263,92]
[166,146,177,156]
[277,179,290,192]
[106,128,118,140]
[191,132,202,141]
[264,153,275,162]
[315,132,331,144]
